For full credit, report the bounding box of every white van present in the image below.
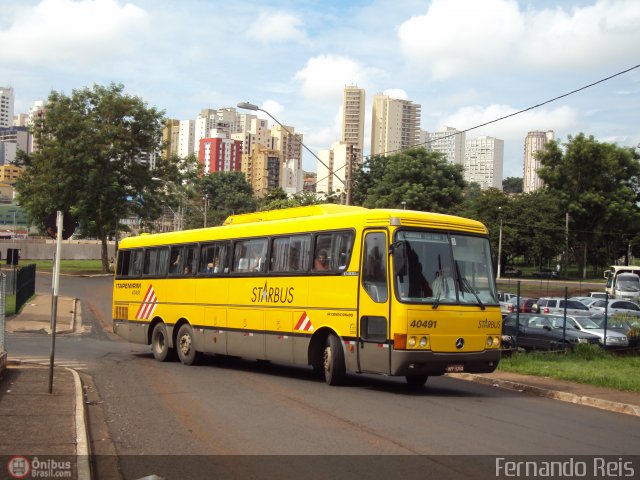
[604,266,640,300]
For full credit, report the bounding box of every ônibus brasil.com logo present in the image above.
[7,456,72,479]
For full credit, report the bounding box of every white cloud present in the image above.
[0,0,149,66]
[382,89,408,100]
[398,0,640,79]
[398,0,522,80]
[439,104,579,143]
[247,11,306,44]
[294,54,380,102]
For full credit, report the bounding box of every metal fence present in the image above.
[0,272,5,358]
[15,264,36,314]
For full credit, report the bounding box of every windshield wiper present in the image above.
[432,254,443,310]
[455,261,485,310]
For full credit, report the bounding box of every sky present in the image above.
[1,0,639,178]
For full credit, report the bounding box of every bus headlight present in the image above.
[408,336,417,348]
[419,336,428,348]
[493,336,500,347]
[486,336,493,347]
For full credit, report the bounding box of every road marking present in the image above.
[9,356,88,370]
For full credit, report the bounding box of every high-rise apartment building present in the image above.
[0,88,14,128]
[178,120,195,158]
[371,94,421,156]
[342,86,365,202]
[199,137,242,174]
[241,145,281,197]
[420,127,465,164]
[524,130,554,193]
[316,141,349,199]
[464,136,504,190]
[271,124,303,194]
[0,126,31,164]
[162,119,180,160]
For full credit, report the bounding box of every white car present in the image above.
[588,299,640,316]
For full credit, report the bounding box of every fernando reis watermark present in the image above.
[496,457,635,478]
[7,456,72,479]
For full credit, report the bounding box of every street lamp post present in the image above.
[497,207,503,279]
[237,101,348,203]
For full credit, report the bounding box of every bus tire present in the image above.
[324,333,346,386]
[176,323,201,366]
[151,322,174,362]
[405,375,428,389]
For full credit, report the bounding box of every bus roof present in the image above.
[118,205,488,249]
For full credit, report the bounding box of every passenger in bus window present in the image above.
[314,250,329,271]
[206,262,215,273]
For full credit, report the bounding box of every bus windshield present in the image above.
[394,230,497,306]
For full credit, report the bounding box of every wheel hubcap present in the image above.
[323,346,332,372]
[180,333,191,356]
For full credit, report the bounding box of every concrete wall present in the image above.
[0,240,116,260]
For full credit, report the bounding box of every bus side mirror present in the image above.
[391,242,407,276]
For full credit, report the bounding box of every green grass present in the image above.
[499,347,640,392]
[5,294,16,316]
[21,259,107,275]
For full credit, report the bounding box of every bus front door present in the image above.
[358,230,391,374]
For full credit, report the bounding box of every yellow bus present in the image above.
[112,204,501,387]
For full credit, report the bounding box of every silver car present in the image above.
[533,297,591,316]
[549,314,629,348]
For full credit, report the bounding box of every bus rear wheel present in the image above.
[405,375,428,389]
[151,322,174,362]
[324,334,346,386]
[176,323,201,366]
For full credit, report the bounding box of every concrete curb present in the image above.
[67,367,92,480]
[450,372,640,417]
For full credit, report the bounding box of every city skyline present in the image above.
[1,0,639,178]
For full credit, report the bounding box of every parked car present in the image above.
[502,313,600,351]
[532,269,559,279]
[498,292,518,317]
[503,266,522,277]
[587,299,640,317]
[533,297,591,315]
[589,292,608,299]
[557,314,629,349]
[504,297,537,314]
[590,314,640,348]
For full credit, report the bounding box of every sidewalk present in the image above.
[0,294,91,479]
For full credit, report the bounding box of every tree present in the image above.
[193,171,257,227]
[15,83,169,272]
[537,134,640,276]
[502,177,523,194]
[259,189,323,211]
[352,147,466,212]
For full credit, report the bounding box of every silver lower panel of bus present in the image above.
[390,349,500,376]
[113,321,148,345]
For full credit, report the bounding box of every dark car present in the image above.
[502,313,600,351]
[532,269,559,279]
[503,266,522,277]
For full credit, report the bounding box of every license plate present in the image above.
[446,364,464,373]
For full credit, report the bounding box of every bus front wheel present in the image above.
[176,324,201,366]
[405,375,428,389]
[324,334,346,386]
[151,323,174,362]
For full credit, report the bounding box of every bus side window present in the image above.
[183,245,197,274]
[130,249,143,277]
[169,246,183,275]
[117,250,131,276]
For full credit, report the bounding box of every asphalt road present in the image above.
[6,273,640,479]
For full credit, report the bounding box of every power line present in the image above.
[305,64,640,194]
